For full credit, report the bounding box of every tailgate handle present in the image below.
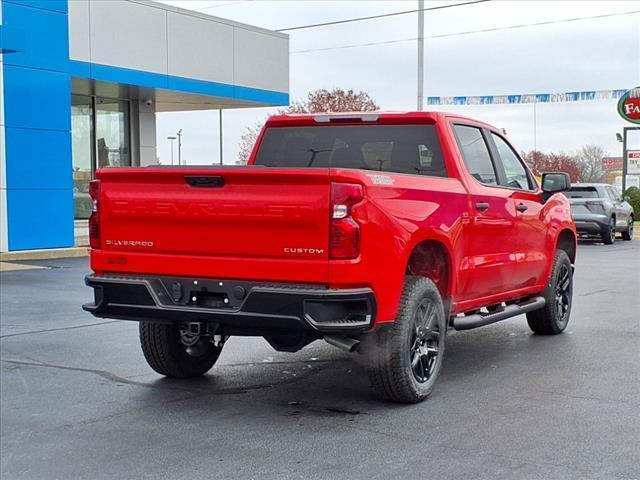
[185,175,224,188]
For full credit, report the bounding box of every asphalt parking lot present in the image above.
[1,240,639,480]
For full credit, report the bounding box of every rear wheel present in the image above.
[622,217,634,241]
[139,322,223,378]
[365,276,446,403]
[526,250,573,335]
[602,217,616,244]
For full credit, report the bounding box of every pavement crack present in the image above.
[527,388,640,407]
[578,288,609,297]
[0,357,335,397]
[219,358,340,368]
[0,320,122,339]
[0,358,159,388]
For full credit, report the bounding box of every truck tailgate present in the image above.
[93,167,330,283]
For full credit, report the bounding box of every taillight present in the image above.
[585,201,606,214]
[88,179,101,249]
[330,182,363,260]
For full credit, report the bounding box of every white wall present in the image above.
[0,0,8,252]
[68,0,289,94]
[137,100,158,166]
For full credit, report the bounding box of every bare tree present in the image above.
[237,88,379,164]
[237,121,264,166]
[576,144,607,182]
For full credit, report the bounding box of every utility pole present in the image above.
[417,0,424,111]
[219,109,223,165]
[533,101,537,152]
[177,129,183,166]
[622,128,627,193]
[167,136,176,165]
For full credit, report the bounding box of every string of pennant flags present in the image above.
[426,89,628,106]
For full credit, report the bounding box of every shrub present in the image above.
[623,186,640,218]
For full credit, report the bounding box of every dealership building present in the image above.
[0,0,289,252]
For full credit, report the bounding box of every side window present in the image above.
[453,125,498,185]
[491,133,534,190]
[606,187,620,201]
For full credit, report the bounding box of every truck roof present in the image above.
[265,111,499,131]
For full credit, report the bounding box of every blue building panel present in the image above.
[6,189,74,251]
[233,84,290,106]
[69,59,290,106]
[72,60,170,91]
[2,1,69,72]
[168,75,236,100]
[4,127,73,190]
[3,64,71,131]
[2,0,73,250]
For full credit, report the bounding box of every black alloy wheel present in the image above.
[554,263,572,328]
[409,299,441,383]
[526,249,573,335]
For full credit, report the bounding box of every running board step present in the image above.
[453,296,546,331]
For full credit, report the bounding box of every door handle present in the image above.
[185,175,225,188]
[516,203,528,212]
[475,202,490,212]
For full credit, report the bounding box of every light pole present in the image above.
[219,109,223,165]
[177,129,183,166]
[167,136,176,165]
[417,0,424,111]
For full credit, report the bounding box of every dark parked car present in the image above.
[566,183,634,244]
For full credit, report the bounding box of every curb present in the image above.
[0,246,89,262]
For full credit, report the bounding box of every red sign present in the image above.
[602,157,623,171]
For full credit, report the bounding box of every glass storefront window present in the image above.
[71,95,131,220]
[95,98,131,168]
[71,94,94,220]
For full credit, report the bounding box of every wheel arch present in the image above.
[556,228,577,264]
[405,239,453,300]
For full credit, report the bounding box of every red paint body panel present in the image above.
[89,111,576,327]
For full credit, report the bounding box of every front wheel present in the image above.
[622,217,634,241]
[526,250,573,335]
[364,276,446,403]
[139,322,223,378]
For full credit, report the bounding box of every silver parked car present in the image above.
[565,183,634,244]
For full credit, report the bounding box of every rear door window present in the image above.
[452,125,498,185]
[254,124,447,177]
[606,186,620,201]
[490,133,534,190]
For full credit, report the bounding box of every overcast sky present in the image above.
[157,0,640,165]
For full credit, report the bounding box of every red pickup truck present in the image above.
[84,112,576,403]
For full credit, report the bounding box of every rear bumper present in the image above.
[83,274,376,334]
[572,214,608,235]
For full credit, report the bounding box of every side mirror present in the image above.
[541,172,571,193]
[623,195,631,202]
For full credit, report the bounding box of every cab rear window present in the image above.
[254,125,447,177]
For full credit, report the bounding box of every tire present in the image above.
[601,217,615,244]
[526,250,573,335]
[622,217,634,241]
[139,322,223,378]
[364,276,446,403]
